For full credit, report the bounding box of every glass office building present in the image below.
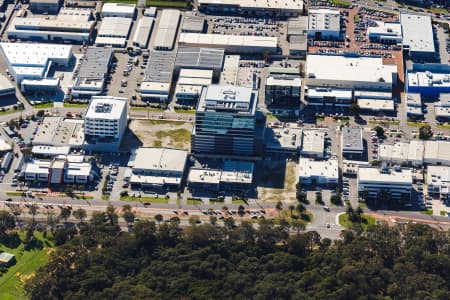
[192,85,264,156]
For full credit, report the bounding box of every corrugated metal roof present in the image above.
[143,51,175,83]
[175,47,224,70]
[153,9,180,50]
[76,47,113,79]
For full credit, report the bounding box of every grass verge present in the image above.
[420,209,433,215]
[73,195,94,200]
[369,120,400,125]
[6,192,24,196]
[101,195,110,201]
[339,214,376,230]
[146,0,188,8]
[437,123,450,129]
[63,103,88,108]
[120,196,169,203]
[407,122,428,127]
[130,106,165,112]
[187,199,203,205]
[0,109,23,116]
[175,109,195,114]
[232,199,247,205]
[104,0,137,3]
[32,103,53,109]
[440,210,448,216]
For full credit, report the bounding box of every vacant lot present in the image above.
[127,120,192,151]
[257,161,298,203]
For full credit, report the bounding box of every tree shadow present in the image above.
[24,237,44,251]
[0,232,22,249]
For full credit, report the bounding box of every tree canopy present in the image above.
[24,211,450,300]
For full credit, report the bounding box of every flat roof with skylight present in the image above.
[400,13,435,54]
[85,96,127,120]
[306,54,397,86]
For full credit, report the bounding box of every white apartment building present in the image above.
[84,96,128,151]
[358,166,413,200]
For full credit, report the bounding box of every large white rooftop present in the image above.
[101,3,136,16]
[357,99,395,111]
[358,167,413,184]
[378,141,424,165]
[198,0,302,11]
[407,70,450,88]
[85,96,127,120]
[301,129,325,156]
[367,21,402,40]
[133,147,188,173]
[400,13,435,54]
[298,158,338,180]
[266,75,301,87]
[179,33,278,49]
[153,9,180,50]
[97,17,132,38]
[0,42,72,66]
[66,162,92,177]
[306,54,397,85]
[424,141,450,165]
[308,8,341,33]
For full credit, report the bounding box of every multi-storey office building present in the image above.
[84,96,128,151]
[192,85,264,156]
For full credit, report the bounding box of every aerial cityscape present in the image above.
[0,0,449,298]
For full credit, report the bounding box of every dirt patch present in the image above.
[257,161,298,203]
[128,120,193,151]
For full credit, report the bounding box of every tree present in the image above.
[209,216,217,225]
[374,126,385,138]
[275,201,283,217]
[44,210,58,231]
[296,203,306,214]
[28,204,38,222]
[73,208,87,223]
[237,205,246,221]
[0,211,15,236]
[288,205,295,217]
[105,205,118,225]
[36,110,45,118]
[419,125,433,140]
[330,194,342,206]
[290,219,306,235]
[349,102,360,116]
[224,217,235,230]
[154,214,163,226]
[122,210,135,226]
[315,193,323,205]
[188,216,200,226]
[59,207,72,223]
